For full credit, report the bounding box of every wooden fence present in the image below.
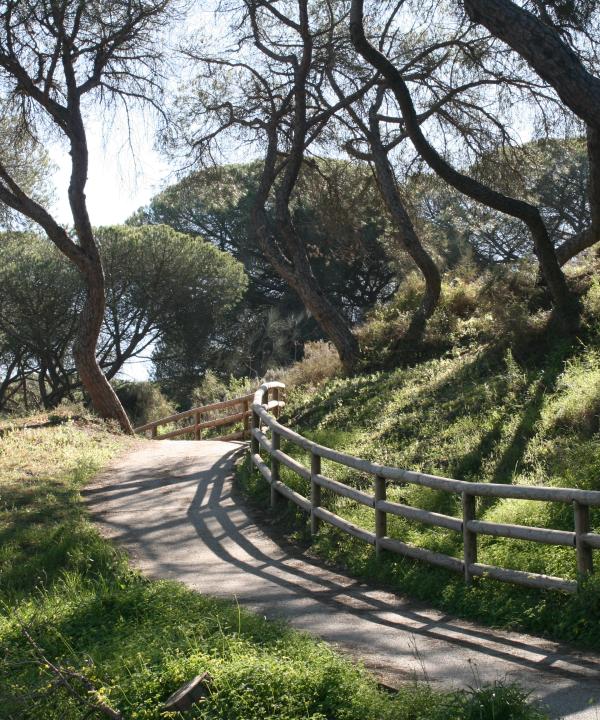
[250,382,600,593]
[135,388,284,442]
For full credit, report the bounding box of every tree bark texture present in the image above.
[73,257,134,432]
[67,115,134,433]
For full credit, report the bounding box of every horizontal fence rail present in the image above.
[135,389,284,442]
[250,382,600,593]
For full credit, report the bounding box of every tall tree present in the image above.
[179,0,379,371]
[0,0,173,431]
[325,72,443,341]
[0,225,247,411]
[349,0,580,332]
[130,160,396,326]
[461,0,600,265]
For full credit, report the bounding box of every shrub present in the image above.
[114,382,174,428]
[265,341,342,391]
[583,276,600,326]
[541,351,600,436]
[443,276,480,319]
[355,260,557,367]
[191,370,257,406]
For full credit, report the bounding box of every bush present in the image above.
[541,351,600,436]
[354,261,556,366]
[266,341,342,391]
[114,382,174,427]
[583,275,600,325]
[191,370,257,407]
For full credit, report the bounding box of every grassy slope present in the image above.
[0,410,544,719]
[239,338,600,649]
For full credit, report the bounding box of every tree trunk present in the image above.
[0,355,19,411]
[256,226,360,372]
[369,122,441,341]
[349,0,579,333]
[462,0,600,127]
[72,259,133,433]
[251,126,360,373]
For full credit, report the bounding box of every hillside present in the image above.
[239,265,600,649]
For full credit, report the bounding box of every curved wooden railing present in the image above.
[250,382,600,593]
[135,388,284,441]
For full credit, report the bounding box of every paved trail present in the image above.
[85,440,600,719]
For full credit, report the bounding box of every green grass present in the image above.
[238,339,600,649]
[0,409,546,719]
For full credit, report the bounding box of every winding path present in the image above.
[85,440,600,719]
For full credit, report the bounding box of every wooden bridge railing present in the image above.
[135,387,284,442]
[251,382,600,593]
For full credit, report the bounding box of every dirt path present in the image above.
[85,440,600,719]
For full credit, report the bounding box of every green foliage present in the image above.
[541,351,600,435]
[357,262,553,365]
[0,111,53,230]
[131,160,397,377]
[114,381,175,428]
[583,276,600,326]
[265,341,342,391]
[409,138,589,265]
[0,416,545,719]
[240,320,600,648]
[438,684,547,720]
[0,225,247,411]
[190,370,256,406]
[0,231,81,358]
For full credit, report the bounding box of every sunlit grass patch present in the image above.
[239,339,600,649]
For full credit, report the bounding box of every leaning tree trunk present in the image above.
[463,3,600,266]
[67,113,133,435]
[285,249,360,372]
[462,0,600,125]
[250,129,361,373]
[73,257,133,433]
[369,122,441,342]
[349,0,579,333]
[264,238,360,372]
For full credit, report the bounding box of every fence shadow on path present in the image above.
[86,442,600,718]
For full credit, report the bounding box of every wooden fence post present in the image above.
[574,501,593,577]
[375,475,387,559]
[272,387,280,418]
[243,399,249,440]
[151,425,157,439]
[251,406,259,455]
[310,451,321,536]
[195,411,201,441]
[271,429,281,508]
[462,492,477,585]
